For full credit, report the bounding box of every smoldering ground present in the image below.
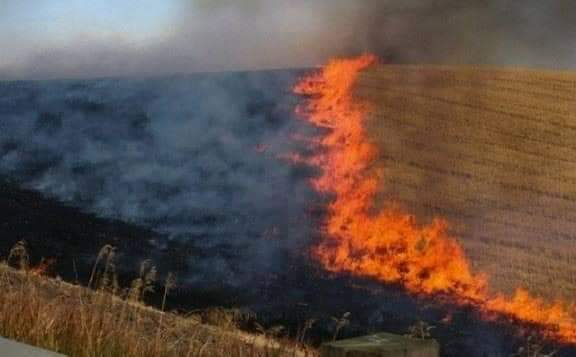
[2,1,576,80]
[0,70,319,288]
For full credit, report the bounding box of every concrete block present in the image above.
[320,332,439,357]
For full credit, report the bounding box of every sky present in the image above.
[0,0,336,79]
[1,1,576,79]
[0,1,177,38]
[0,1,179,62]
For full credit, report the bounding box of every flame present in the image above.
[293,55,576,343]
[30,258,56,277]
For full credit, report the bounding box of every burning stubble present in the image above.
[293,55,576,343]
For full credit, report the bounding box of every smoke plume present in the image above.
[2,1,576,80]
[0,71,316,287]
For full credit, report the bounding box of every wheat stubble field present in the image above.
[355,65,576,300]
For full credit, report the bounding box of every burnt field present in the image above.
[1,178,573,356]
[0,70,314,289]
[1,67,576,356]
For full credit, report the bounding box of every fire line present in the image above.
[293,55,576,343]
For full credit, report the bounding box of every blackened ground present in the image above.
[0,70,316,289]
[0,178,155,277]
[251,261,576,357]
[1,182,574,356]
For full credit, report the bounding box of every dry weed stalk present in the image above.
[0,242,317,357]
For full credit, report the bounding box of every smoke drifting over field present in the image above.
[176,0,576,69]
[2,1,576,79]
[0,71,316,287]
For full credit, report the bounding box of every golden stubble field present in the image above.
[356,65,576,300]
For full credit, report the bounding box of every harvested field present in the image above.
[355,65,576,300]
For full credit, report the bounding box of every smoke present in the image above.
[2,1,576,80]
[356,0,576,68]
[0,70,316,287]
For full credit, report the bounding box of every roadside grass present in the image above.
[0,241,317,357]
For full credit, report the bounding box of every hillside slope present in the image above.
[0,261,314,357]
[356,65,576,300]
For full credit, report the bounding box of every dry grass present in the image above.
[0,242,317,357]
[355,65,576,300]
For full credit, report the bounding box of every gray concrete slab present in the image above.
[0,337,65,357]
[321,332,439,357]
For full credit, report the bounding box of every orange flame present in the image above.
[30,257,56,277]
[294,55,576,343]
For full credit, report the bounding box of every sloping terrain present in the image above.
[0,70,313,301]
[0,261,313,356]
[356,65,576,300]
[3,67,576,355]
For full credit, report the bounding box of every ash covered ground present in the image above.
[0,70,315,286]
[0,70,573,356]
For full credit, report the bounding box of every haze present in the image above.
[2,0,576,79]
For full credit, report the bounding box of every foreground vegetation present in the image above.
[0,242,316,356]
